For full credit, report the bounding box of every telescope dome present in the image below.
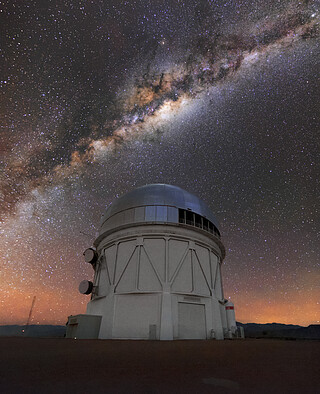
[99,184,220,236]
[68,183,238,342]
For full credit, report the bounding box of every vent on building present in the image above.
[178,209,220,238]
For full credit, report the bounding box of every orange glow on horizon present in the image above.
[1,285,319,327]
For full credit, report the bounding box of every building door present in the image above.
[178,302,206,339]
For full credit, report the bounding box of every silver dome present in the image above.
[103,184,219,228]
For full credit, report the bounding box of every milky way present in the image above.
[1,1,318,218]
[1,0,319,325]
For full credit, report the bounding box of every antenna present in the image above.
[22,296,36,335]
[80,231,94,238]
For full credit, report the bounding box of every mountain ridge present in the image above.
[0,323,319,339]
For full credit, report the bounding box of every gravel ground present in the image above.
[0,338,319,393]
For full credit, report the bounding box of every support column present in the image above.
[90,285,115,339]
[160,284,173,340]
[211,297,224,340]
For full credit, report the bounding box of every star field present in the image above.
[0,0,319,326]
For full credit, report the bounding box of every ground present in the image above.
[0,338,319,393]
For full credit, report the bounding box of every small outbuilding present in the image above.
[66,184,241,340]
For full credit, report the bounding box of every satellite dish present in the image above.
[79,280,93,295]
[83,248,97,265]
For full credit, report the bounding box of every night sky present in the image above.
[1,0,319,326]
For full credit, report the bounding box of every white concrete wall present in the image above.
[85,223,227,340]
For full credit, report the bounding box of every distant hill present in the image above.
[237,322,320,339]
[0,325,66,337]
[0,323,319,339]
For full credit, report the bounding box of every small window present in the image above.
[195,214,202,228]
[186,210,194,225]
[168,207,178,223]
[145,206,156,221]
[156,206,167,221]
[179,209,185,224]
[177,210,220,238]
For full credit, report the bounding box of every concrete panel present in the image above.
[178,303,206,339]
[113,294,160,339]
[105,244,117,284]
[114,240,136,284]
[210,252,218,289]
[195,245,211,286]
[97,265,111,296]
[168,239,189,281]
[215,268,223,299]
[138,247,162,291]
[91,292,115,339]
[211,298,224,339]
[172,250,193,293]
[160,289,173,340]
[115,248,137,292]
[219,302,227,332]
[143,238,166,281]
[193,252,211,296]
[86,296,107,317]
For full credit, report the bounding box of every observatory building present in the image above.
[66,184,239,340]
